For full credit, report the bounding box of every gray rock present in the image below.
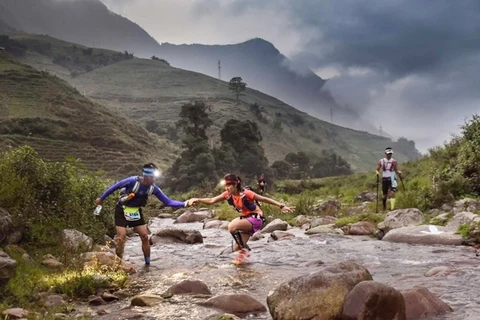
[62,229,93,252]
[261,219,288,233]
[382,225,463,246]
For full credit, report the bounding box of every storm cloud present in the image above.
[101,0,480,152]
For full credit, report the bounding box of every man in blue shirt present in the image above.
[95,163,191,264]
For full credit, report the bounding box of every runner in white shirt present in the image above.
[376,147,402,211]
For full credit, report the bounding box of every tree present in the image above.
[164,100,217,192]
[311,150,353,178]
[250,103,268,123]
[218,119,269,179]
[271,160,292,179]
[228,77,246,104]
[285,151,310,173]
[220,119,262,147]
[177,101,212,141]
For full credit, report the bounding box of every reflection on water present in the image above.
[101,218,480,320]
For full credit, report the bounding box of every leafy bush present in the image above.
[0,146,116,247]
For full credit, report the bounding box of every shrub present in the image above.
[0,146,116,247]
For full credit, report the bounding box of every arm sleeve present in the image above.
[99,177,135,201]
[153,186,186,207]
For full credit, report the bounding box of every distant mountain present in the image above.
[0,0,160,57]
[0,19,16,34]
[155,38,376,132]
[1,0,379,134]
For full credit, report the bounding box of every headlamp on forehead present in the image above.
[143,167,160,177]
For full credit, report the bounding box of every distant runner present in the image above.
[95,163,192,264]
[188,173,294,265]
[257,174,267,194]
[376,147,402,211]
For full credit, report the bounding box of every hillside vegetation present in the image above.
[0,52,177,177]
[2,33,420,172]
[69,57,417,171]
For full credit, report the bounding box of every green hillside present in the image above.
[4,34,420,172]
[69,58,415,171]
[0,52,177,177]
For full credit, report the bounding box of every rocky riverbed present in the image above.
[71,213,480,320]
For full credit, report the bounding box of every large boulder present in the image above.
[342,281,406,320]
[312,200,341,215]
[0,251,17,289]
[150,228,203,245]
[198,294,266,315]
[402,286,453,319]
[261,219,288,233]
[382,225,463,246]
[166,279,212,295]
[354,191,377,203]
[348,221,377,236]
[0,208,14,246]
[378,209,424,233]
[2,308,28,319]
[266,261,373,320]
[203,219,229,229]
[130,294,164,307]
[62,229,93,252]
[445,211,480,232]
[453,198,480,213]
[174,210,212,223]
[292,215,310,227]
[305,224,344,235]
[310,216,337,228]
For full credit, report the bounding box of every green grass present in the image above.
[0,245,128,317]
[456,224,471,239]
[334,212,384,228]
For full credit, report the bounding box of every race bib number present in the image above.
[260,182,265,186]
[123,206,141,221]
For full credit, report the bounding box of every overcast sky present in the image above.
[100,0,480,152]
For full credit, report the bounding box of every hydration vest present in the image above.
[226,187,260,213]
[119,178,154,206]
[381,158,397,172]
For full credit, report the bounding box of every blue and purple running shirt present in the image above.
[99,176,186,208]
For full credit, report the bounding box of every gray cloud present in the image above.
[101,0,480,152]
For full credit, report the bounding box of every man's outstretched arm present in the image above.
[153,186,187,207]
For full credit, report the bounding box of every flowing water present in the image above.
[91,218,480,320]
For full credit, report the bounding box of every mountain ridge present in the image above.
[0,0,380,134]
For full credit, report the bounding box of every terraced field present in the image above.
[0,53,177,178]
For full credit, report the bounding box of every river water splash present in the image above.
[92,218,480,320]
